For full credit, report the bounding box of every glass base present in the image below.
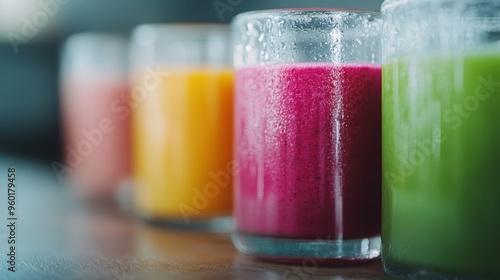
[233,232,381,264]
[383,260,499,280]
[138,214,232,233]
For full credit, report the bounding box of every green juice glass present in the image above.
[382,0,500,279]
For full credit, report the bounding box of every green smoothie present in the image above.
[382,52,500,278]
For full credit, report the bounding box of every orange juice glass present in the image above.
[130,24,233,231]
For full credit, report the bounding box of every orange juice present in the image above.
[132,68,233,223]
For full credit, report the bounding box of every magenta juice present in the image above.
[235,63,381,240]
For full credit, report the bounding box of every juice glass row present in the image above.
[59,1,500,279]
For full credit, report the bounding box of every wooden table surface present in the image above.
[0,156,391,280]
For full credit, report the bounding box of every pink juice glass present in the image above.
[60,33,131,199]
[232,9,382,263]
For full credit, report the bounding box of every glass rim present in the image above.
[131,23,229,40]
[232,8,380,24]
[65,32,127,43]
[133,23,229,30]
[382,0,500,12]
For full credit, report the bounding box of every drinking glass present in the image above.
[232,9,382,262]
[130,24,233,231]
[382,0,500,278]
[60,33,130,199]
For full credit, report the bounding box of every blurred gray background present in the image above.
[0,0,384,164]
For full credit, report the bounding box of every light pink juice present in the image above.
[61,77,131,198]
[235,63,381,239]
